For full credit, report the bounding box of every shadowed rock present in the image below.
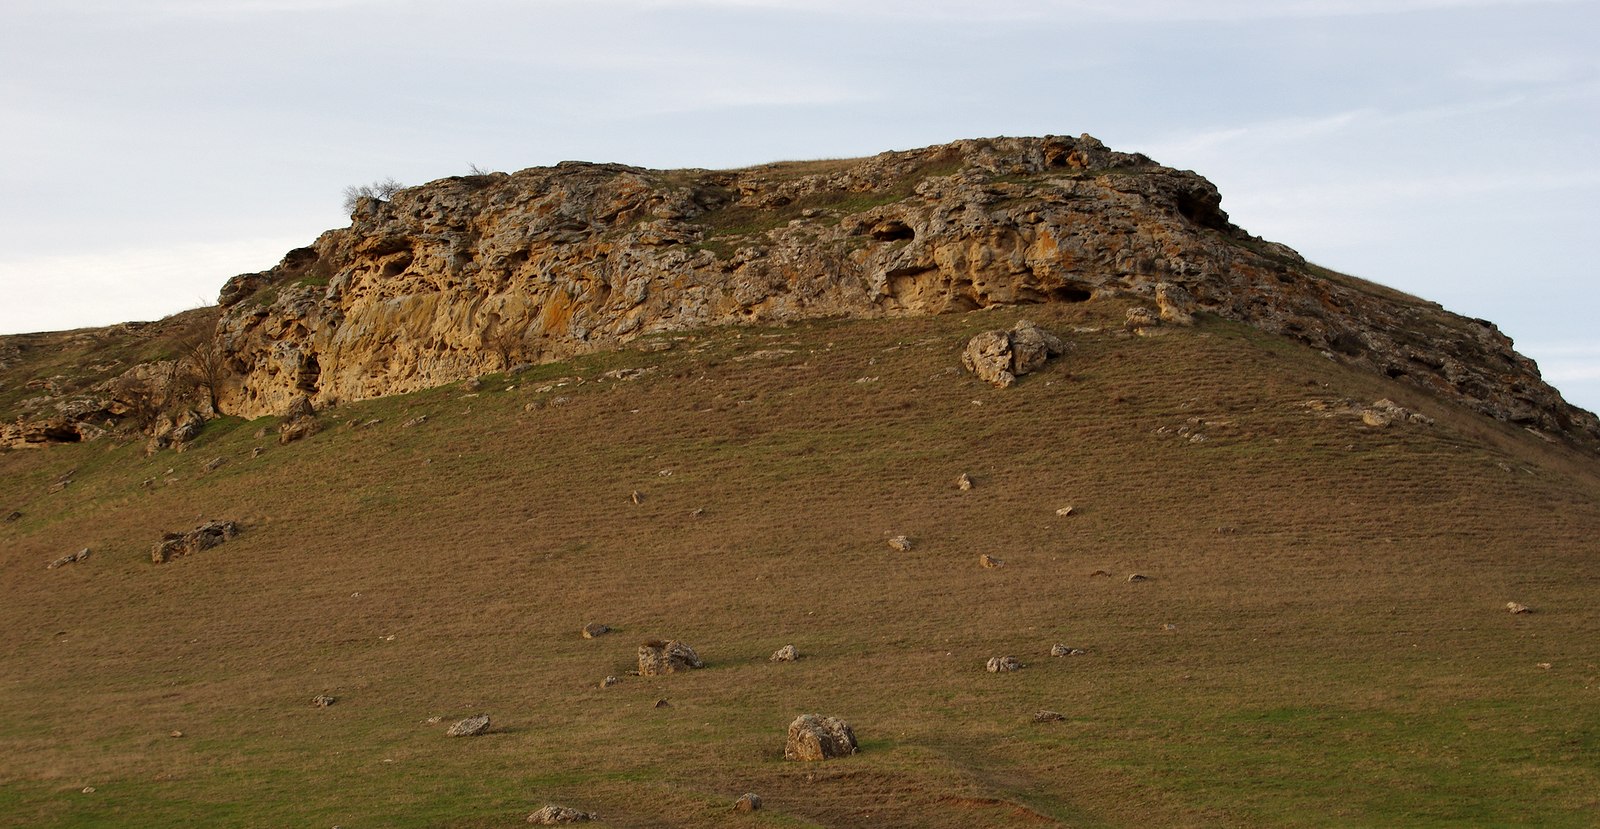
[446,714,490,736]
[151,520,241,564]
[785,714,858,761]
[638,640,704,675]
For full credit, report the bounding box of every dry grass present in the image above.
[2,302,1598,827]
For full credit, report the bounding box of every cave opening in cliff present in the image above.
[1050,285,1092,302]
[870,220,915,242]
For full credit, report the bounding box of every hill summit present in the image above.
[3,135,1595,450]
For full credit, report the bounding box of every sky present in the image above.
[1,0,1596,411]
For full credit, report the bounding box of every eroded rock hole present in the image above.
[870,220,915,242]
[1050,285,1092,302]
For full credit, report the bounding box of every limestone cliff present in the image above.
[5,135,1597,450]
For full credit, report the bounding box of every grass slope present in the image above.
[2,300,1598,828]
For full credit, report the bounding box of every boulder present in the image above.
[581,623,611,639]
[770,644,799,662]
[1506,601,1531,614]
[47,548,91,569]
[961,321,1065,387]
[784,714,858,761]
[1155,282,1197,325]
[151,520,241,564]
[979,554,1004,568]
[1125,307,1160,331]
[986,656,1022,673]
[527,804,595,824]
[637,640,704,676]
[1033,710,1066,723]
[886,535,913,552]
[1050,643,1087,657]
[600,675,620,688]
[956,472,974,491]
[310,694,336,707]
[446,714,491,736]
[733,793,762,812]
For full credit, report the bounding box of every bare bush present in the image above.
[342,177,404,214]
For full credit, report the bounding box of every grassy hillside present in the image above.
[2,299,1598,828]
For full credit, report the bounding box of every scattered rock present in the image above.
[1161,623,1178,632]
[527,804,595,824]
[1088,569,1111,578]
[1127,573,1151,582]
[48,478,72,493]
[600,675,620,688]
[733,793,763,813]
[961,320,1066,387]
[169,730,184,738]
[81,787,95,794]
[654,698,671,708]
[283,395,316,421]
[886,535,913,552]
[4,510,19,522]
[151,520,241,564]
[278,416,321,445]
[1055,505,1075,517]
[462,376,484,392]
[402,415,428,428]
[311,694,336,708]
[986,656,1022,673]
[770,644,799,662]
[979,554,1004,568]
[446,714,491,737]
[1050,644,1087,657]
[200,457,227,473]
[47,548,91,570]
[956,472,974,491]
[581,623,611,639]
[1032,710,1066,723]
[784,714,858,761]
[1537,662,1552,669]
[1506,601,1531,614]
[425,715,442,724]
[250,447,263,458]
[637,639,704,675]
[630,490,644,505]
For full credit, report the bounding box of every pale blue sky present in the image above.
[2,0,1596,411]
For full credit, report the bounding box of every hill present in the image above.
[3,296,1599,827]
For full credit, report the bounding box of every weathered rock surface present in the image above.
[784,714,858,761]
[446,714,491,736]
[987,656,1022,673]
[637,640,704,675]
[1050,643,1087,657]
[581,623,611,639]
[886,535,913,552]
[151,520,241,564]
[770,644,799,662]
[733,793,762,812]
[527,804,594,824]
[48,548,91,570]
[961,320,1065,387]
[6,135,1597,452]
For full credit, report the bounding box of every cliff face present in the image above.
[5,135,1595,451]
[207,134,1594,446]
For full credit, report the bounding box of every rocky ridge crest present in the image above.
[4,135,1595,450]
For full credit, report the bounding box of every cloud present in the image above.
[591,0,1585,21]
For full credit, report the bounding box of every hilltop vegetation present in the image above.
[3,299,1597,827]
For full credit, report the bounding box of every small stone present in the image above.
[581,623,611,639]
[47,548,90,570]
[1032,710,1065,723]
[654,698,671,708]
[81,787,95,794]
[956,472,974,491]
[1125,307,1160,330]
[770,644,799,662]
[526,804,595,824]
[600,676,620,688]
[1050,644,1086,657]
[1161,623,1178,632]
[251,447,263,458]
[1088,569,1111,578]
[6,510,22,521]
[1537,662,1553,670]
[425,716,442,724]
[311,694,336,708]
[1127,573,1151,582]
[733,793,763,812]
[979,554,1004,568]
[402,416,427,428]
[887,535,913,552]
[201,457,226,473]
[630,490,643,505]
[446,714,491,737]
[462,377,484,392]
[1506,602,1531,614]
[986,656,1022,673]
[1055,505,1075,517]
[784,714,858,761]
[169,730,184,738]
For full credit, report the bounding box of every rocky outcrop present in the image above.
[784,714,858,761]
[151,520,241,564]
[7,136,1596,451]
[637,639,704,675]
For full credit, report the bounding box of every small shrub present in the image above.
[342,177,404,214]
